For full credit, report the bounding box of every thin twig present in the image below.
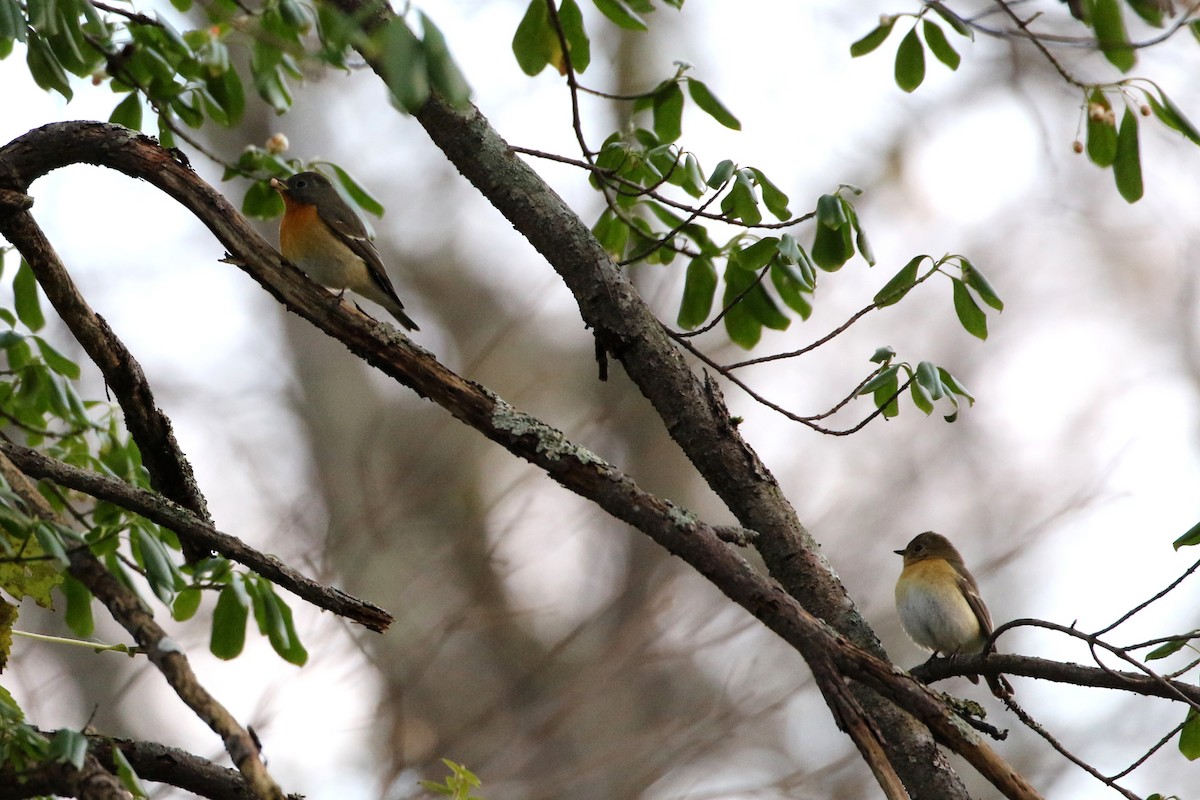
[1001,693,1140,800]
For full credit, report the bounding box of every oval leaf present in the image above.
[850,18,896,57]
[1114,106,1143,203]
[952,278,988,339]
[875,255,924,307]
[13,260,45,332]
[687,78,741,130]
[210,582,248,660]
[677,256,717,330]
[922,19,960,70]
[894,27,925,93]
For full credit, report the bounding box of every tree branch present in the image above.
[0,751,129,800]
[0,120,1023,798]
[0,438,392,632]
[0,173,215,564]
[0,447,281,798]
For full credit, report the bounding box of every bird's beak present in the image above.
[269,178,286,193]
[893,548,905,556]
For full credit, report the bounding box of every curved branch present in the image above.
[0,167,215,563]
[0,751,128,800]
[0,120,1023,798]
[912,650,1200,705]
[0,439,392,632]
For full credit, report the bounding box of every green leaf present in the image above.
[910,376,934,414]
[134,525,178,604]
[112,746,148,798]
[326,164,384,217]
[33,523,68,567]
[952,278,988,339]
[25,30,72,101]
[592,0,646,30]
[722,271,763,349]
[721,170,762,225]
[49,728,88,770]
[242,179,285,220]
[915,360,945,400]
[557,0,590,73]
[1114,106,1143,203]
[749,168,790,220]
[421,12,471,108]
[725,264,788,331]
[591,208,628,257]
[844,201,875,266]
[653,81,684,142]
[1091,0,1135,72]
[811,220,854,271]
[34,337,81,379]
[681,153,706,197]
[849,18,896,57]
[0,0,27,44]
[875,255,924,307]
[172,586,202,621]
[815,193,847,228]
[869,346,895,364]
[1172,519,1200,549]
[210,580,248,660]
[1086,91,1117,167]
[862,366,901,417]
[249,580,307,666]
[770,261,812,320]
[62,575,94,637]
[205,69,246,127]
[960,259,1003,311]
[678,256,717,329]
[731,237,779,272]
[929,2,973,37]
[378,17,429,113]
[1145,638,1189,661]
[108,92,143,131]
[922,19,960,70]
[894,27,925,93]
[1180,709,1200,760]
[1126,0,1165,27]
[687,78,741,130]
[1145,91,1200,145]
[156,114,176,150]
[278,0,310,32]
[707,159,735,188]
[13,260,45,332]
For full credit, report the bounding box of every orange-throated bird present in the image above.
[271,171,419,331]
[894,531,1013,698]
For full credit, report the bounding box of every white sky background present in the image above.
[3,0,1200,798]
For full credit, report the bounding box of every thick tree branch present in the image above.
[0,438,392,632]
[0,751,128,800]
[0,449,281,799]
[915,651,1200,704]
[303,2,971,794]
[0,175,214,564]
[0,121,1035,798]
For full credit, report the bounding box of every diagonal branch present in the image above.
[0,439,392,632]
[0,449,281,799]
[0,183,215,563]
[0,120,1034,798]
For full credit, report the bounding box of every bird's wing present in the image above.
[318,203,405,303]
[957,569,994,639]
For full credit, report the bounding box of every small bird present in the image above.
[894,531,1012,697]
[270,171,419,331]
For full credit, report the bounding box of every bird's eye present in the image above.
[294,178,307,188]
[913,543,924,552]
